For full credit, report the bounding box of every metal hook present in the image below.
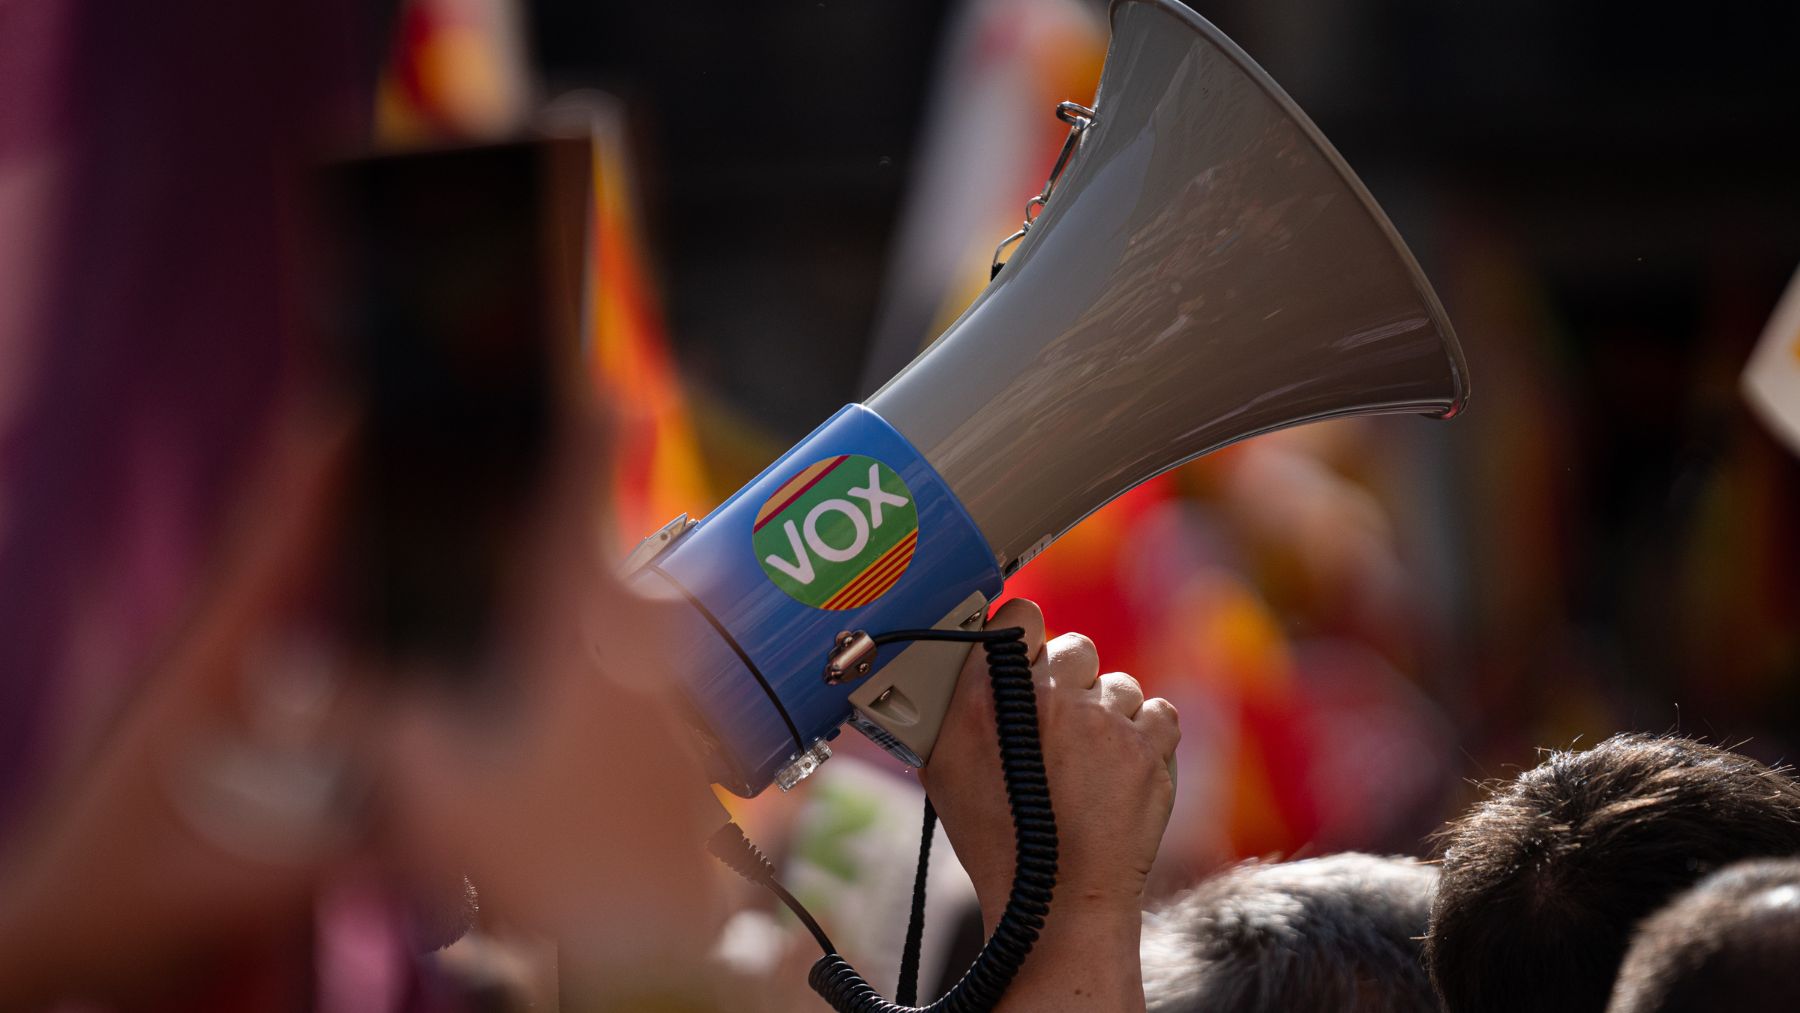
[991,101,1097,279]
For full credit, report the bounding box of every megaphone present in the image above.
[631,0,1466,800]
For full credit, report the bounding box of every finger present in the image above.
[1095,672,1144,717]
[1044,633,1099,691]
[940,635,1000,738]
[988,597,1046,663]
[1137,697,1182,758]
[930,599,1045,767]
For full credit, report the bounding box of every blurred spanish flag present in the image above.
[582,108,714,546]
[376,0,712,547]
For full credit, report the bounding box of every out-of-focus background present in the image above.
[557,0,1800,872]
[3,0,1799,1003]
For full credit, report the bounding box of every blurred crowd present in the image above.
[1,0,1798,1010]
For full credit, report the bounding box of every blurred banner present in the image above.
[0,2,371,831]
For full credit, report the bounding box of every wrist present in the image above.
[1031,902,1143,952]
[995,906,1145,1012]
[976,880,1145,938]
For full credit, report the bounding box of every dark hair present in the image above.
[1141,853,1441,1013]
[1426,733,1800,1013]
[1608,858,1800,1013]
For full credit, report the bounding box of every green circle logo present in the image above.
[752,455,918,610]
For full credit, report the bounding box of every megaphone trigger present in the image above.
[844,591,990,768]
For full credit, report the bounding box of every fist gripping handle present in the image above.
[709,627,1059,1013]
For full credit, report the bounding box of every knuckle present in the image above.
[1099,674,1145,717]
[1049,632,1098,667]
[994,597,1044,631]
[1105,671,1143,694]
[1141,697,1182,747]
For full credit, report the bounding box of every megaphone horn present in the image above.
[873,0,1467,579]
[633,0,1468,800]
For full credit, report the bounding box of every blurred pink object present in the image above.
[0,2,372,830]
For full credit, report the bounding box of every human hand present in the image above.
[917,598,1178,1009]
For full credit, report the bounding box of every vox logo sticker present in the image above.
[753,455,918,610]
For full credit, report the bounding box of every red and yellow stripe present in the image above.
[753,456,848,532]
[822,530,918,611]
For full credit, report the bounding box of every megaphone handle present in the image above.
[710,627,1058,1013]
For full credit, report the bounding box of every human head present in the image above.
[1608,858,1800,1013]
[1426,733,1800,1013]
[1141,852,1440,1013]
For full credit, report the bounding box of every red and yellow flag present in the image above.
[585,119,713,546]
[374,4,713,546]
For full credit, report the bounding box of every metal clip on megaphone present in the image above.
[627,1,1470,1008]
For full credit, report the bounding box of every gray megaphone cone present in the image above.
[868,0,1469,574]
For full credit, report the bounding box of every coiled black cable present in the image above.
[710,627,1058,1013]
[894,798,937,1005]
